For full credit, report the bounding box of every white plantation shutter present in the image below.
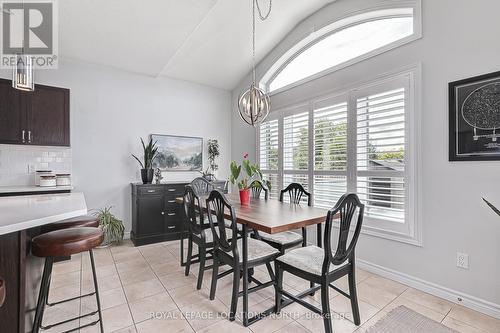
[283,112,309,171]
[259,119,279,171]
[355,86,406,223]
[313,100,348,208]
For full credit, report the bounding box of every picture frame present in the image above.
[449,70,500,161]
[151,134,203,171]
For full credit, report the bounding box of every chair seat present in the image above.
[32,227,104,258]
[193,228,233,244]
[258,231,302,246]
[221,238,280,263]
[276,245,347,276]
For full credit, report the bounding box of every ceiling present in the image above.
[59,0,335,90]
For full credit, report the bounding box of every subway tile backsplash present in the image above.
[0,144,72,186]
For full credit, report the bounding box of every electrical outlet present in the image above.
[456,252,469,269]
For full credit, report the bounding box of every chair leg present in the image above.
[348,264,361,325]
[197,246,206,290]
[89,249,104,332]
[321,282,333,333]
[275,263,283,314]
[229,265,240,321]
[185,236,193,276]
[32,257,53,333]
[209,253,219,300]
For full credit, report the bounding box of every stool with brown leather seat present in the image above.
[31,227,105,333]
[41,214,100,233]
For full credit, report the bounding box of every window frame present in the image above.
[261,1,422,95]
[256,65,422,246]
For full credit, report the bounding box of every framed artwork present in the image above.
[151,134,203,171]
[449,70,500,161]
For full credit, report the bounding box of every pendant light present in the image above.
[12,0,34,91]
[238,0,272,126]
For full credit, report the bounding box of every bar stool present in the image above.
[41,215,100,233]
[32,227,104,333]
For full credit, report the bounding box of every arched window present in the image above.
[262,8,420,93]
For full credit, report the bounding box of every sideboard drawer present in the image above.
[137,186,163,196]
[164,184,186,196]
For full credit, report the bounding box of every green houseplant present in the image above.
[207,139,220,178]
[132,137,158,184]
[93,207,124,246]
[230,153,260,205]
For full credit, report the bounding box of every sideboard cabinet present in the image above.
[131,180,226,246]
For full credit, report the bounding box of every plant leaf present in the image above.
[483,197,500,217]
[131,154,144,169]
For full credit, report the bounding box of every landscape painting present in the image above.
[151,134,203,171]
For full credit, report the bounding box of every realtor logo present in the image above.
[1,0,58,68]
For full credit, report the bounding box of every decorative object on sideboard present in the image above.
[229,153,261,205]
[93,206,124,247]
[237,0,272,126]
[132,137,158,184]
[151,134,202,172]
[55,174,71,186]
[154,168,163,184]
[449,70,500,161]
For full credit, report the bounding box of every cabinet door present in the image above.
[137,195,165,236]
[26,85,69,146]
[0,80,24,144]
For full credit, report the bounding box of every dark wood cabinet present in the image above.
[131,180,227,246]
[0,78,70,147]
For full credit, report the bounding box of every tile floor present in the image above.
[40,239,500,333]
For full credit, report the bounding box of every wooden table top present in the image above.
[177,193,331,234]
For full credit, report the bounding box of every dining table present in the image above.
[177,192,337,327]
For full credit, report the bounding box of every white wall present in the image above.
[231,0,500,312]
[1,60,232,231]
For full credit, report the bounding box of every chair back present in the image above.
[183,185,205,236]
[323,193,364,273]
[250,180,269,200]
[190,177,214,196]
[205,190,238,254]
[279,183,311,206]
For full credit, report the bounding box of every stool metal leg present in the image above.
[32,257,53,333]
[89,249,104,332]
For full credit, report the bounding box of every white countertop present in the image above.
[0,192,87,235]
[0,185,74,194]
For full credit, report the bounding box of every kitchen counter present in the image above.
[0,192,87,235]
[0,185,73,195]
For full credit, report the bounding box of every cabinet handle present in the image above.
[147,190,156,193]
[167,213,176,216]
[167,188,176,192]
[167,200,175,203]
[22,130,25,143]
[0,277,5,308]
[161,212,165,215]
[167,226,175,229]
[28,130,32,143]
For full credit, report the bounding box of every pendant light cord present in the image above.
[252,0,272,84]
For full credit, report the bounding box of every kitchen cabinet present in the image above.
[0,78,70,147]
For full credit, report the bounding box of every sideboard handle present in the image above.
[167,213,176,216]
[167,200,175,203]
[0,277,5,308]
[167,188,176,192]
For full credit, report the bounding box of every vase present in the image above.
[140,169,154,184]
[239,188,250,205]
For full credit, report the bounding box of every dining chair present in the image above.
[183,183,218,290]
[206,190,280,322]
[190,177,214,196]
[254,183,309,254]
[250,179,269,200]
[274,193,365,333]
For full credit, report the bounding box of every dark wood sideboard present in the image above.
[131,180,227,246]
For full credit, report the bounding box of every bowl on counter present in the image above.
[56,174,71,186]
[39,175,57,187]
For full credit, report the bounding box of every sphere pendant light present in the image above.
[238,0,272,126]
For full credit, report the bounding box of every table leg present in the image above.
[310,223,323,295]
[242,224,249,326]
[180,233,185,267]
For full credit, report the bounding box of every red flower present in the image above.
[243,153,249,159]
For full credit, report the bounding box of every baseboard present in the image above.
[123,231,131,240]
[357,259,500,320]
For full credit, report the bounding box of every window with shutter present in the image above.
[258,119,279,199]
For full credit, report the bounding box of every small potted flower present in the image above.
[230,153,259,205]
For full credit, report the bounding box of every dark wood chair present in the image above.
[183,183,220,290]
[275,193,365,333]
[250,179,269,200]
[206,190,280,323]
[254,183,310,255]
[190,177,214,196]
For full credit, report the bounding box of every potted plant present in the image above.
[132,137,158,184]
[93,207,124,247]
[230,153,260,205]
[206,139,220,179]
